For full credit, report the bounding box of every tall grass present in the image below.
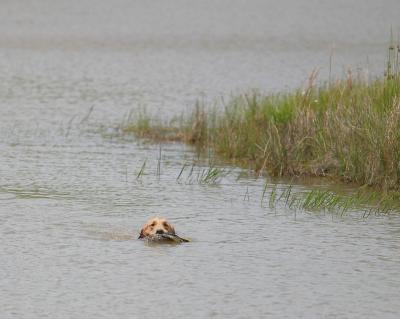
[124,45,400,191]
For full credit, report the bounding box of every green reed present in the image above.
[130,153,399,215]
[136,159,147,179]
[124,44,400,193]
[264,184,400,215]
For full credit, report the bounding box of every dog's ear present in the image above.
[138,229,145,239]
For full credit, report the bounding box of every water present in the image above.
[1,1,400,318]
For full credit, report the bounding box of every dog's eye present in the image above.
[163,222,169,228]
[150,222,156,227]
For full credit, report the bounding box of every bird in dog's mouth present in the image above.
[138,217,189,243]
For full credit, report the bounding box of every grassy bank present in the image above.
[124,46,400,192]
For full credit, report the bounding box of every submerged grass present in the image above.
[179,163,229,185]
[264,184,400,216]
[129,156,400,215]
[136,159,147,180]
[124,44,400,194]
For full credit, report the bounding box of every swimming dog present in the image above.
[138,217,188,242]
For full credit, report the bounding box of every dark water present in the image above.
[1,1,400,318]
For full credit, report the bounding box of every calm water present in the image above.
[1,1,400,318]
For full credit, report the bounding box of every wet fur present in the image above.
[138,217,176,239]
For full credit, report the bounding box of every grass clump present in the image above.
[264,184,400,216]
[124,45,400,192]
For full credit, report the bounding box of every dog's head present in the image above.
[138,217,176,239]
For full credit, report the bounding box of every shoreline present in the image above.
[123,45,400,212]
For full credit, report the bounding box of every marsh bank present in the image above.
[1,1,400,319]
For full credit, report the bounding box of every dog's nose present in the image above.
[156,229,165,234]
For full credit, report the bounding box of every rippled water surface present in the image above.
[1,1,400,318]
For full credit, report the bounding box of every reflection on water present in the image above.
[1,1,400,318]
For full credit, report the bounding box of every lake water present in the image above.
[1,1,400,318]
